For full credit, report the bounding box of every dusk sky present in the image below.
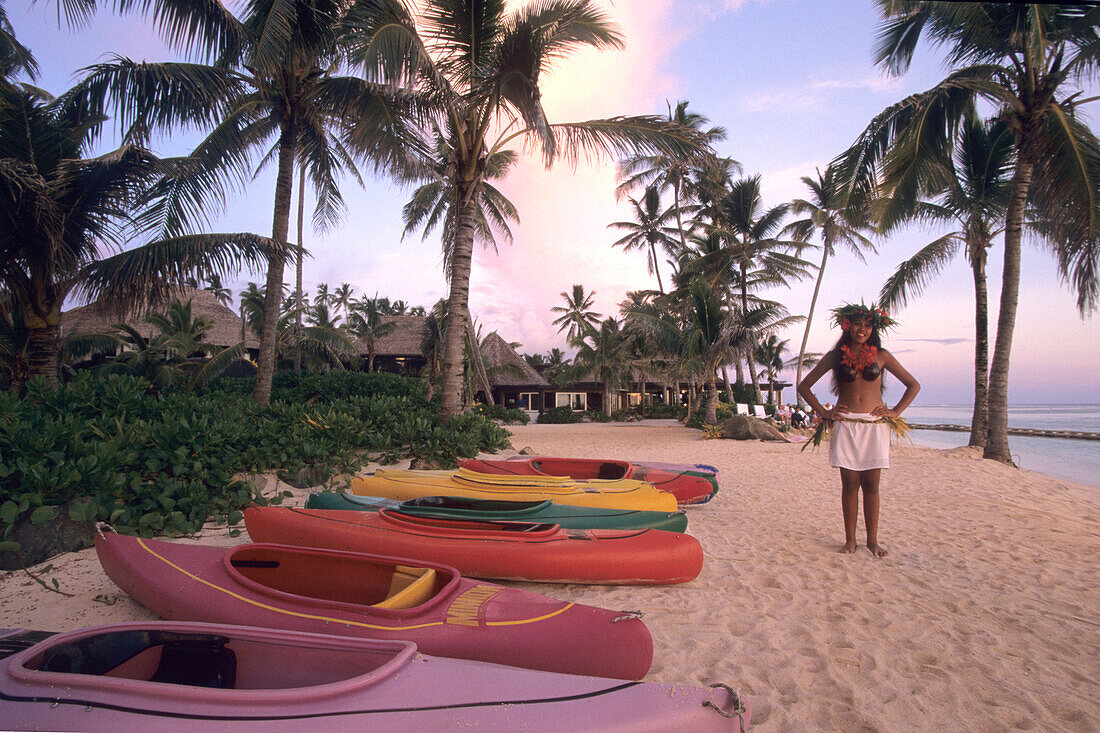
[10,0,1099,405]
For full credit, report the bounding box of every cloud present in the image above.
[741,74,906,114]
[895,337,972,346]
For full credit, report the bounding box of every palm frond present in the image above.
[878,232,961,310]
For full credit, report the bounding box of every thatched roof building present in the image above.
[60,287,256,349]
[480,332,550,388]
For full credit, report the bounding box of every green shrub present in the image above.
[473,404,530,425]
[585,410,614,422]
[1,371,511,555]
[537,406,581,424]
[641,403,686,419]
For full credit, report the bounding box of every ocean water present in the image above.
[903,404,1100,488]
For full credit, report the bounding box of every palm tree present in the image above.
[878,111,1013,448]
[561,317,630,416]
[346,297,395,372]
[239,283,354,372]
[836,2,1100,463]
[0,79,282,391]
[709,175,813,401]
[314,283,333,310]
[783,165,875,405]
[419,299,446,398]
[753,333,789,406]
[616,100,730,251]
[608,185,679,293]
[0,5,37,81]
[75,0,413,405]
[349,0,708,421]
[202,274,234,307]
[551,285,602,345]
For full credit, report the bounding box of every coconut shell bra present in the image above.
[838,362,882,383]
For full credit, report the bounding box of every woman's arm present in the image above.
[797,352,842,421]
[872,350,920,418]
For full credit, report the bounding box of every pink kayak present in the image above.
[0,622,750,731]
[95,532,652,679]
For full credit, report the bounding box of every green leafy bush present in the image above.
[473,404,530,425]
[641,403,686,419]
[537,406,581,424]
[1,372,510,554]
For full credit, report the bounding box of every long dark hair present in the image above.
[829,328,885,396]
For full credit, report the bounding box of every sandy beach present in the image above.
[1,420,1097,731]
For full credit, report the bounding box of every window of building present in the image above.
[555,392,586,410]
[518,392,540,410]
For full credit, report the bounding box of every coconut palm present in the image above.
[73,0,415,404]
[238,282,355,371]
[0,79,283,391]
[560,317,630,416]
[551,284,602,345]
[347,0,708,421]
[783,165,875,405]
[835,1,1100,463]
[346,297,395,372]
[616,100,730,251]
[419,299,446,398]
[708,175,813,401]
[878,111,1013,447]
[0,4,37,81]
[608,185,679,293]
[753,333,789,406]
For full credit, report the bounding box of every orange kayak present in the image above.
[244,507,704,585]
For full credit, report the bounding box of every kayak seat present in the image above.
[151,638,237,689]
[375,566,436,610]
[597,463,624,480]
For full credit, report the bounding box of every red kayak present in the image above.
[244,507,704,585]
[95,533,652,679]
[460,456,718,504]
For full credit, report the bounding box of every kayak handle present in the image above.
[611,610,644,622]
[703,683,747,732]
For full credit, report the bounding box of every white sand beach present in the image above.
[1,420,1097,732]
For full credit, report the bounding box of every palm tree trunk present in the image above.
[969,241,990,448]
[984,157,1033,463]
[705,370,717,425]
[253,123,296,405]
[721,366,734,401]
[23,320,60,388]
[741,267,762,403]
[797,246,829,407]
[648,241,664,293]
[440,192,479,421]
[294,165,306,373]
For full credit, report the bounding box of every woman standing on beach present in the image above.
[798,304,920,557]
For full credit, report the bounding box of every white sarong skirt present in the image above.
[829,413,890,471]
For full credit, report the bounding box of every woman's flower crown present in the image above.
[831,302,896,332]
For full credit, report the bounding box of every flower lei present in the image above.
[840,344,877,371]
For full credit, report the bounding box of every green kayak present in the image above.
[304,492,689,533]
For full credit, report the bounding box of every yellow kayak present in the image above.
[350,467,679,512]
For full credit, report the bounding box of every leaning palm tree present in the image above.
[835,2,1100,463]
[608,185,679,293]
[783,165,875,405]
[0,79,284,391]
[878,111,1013,448]
[73,0,414,404]
[551,284,602,345]
[348,0,708,421]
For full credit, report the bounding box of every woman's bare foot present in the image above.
[839,540,858,553]
[867,542,888,557]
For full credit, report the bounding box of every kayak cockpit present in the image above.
[227,545,450,610]
[21,629,403,690]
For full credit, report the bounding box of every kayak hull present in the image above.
[0,622,749,732]
[244,507,704,585]
[94,533,652,679]
[462,456,719,504]
[305,492,689,532]
[351,467,679,512]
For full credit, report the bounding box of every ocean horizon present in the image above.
[903,404,1100,488]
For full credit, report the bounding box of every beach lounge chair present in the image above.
[735,403,749,415]
[752,405,768,419]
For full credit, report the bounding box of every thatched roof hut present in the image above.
[371,316,429,356]
[60,287,255,349]
[480,332,550,388]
